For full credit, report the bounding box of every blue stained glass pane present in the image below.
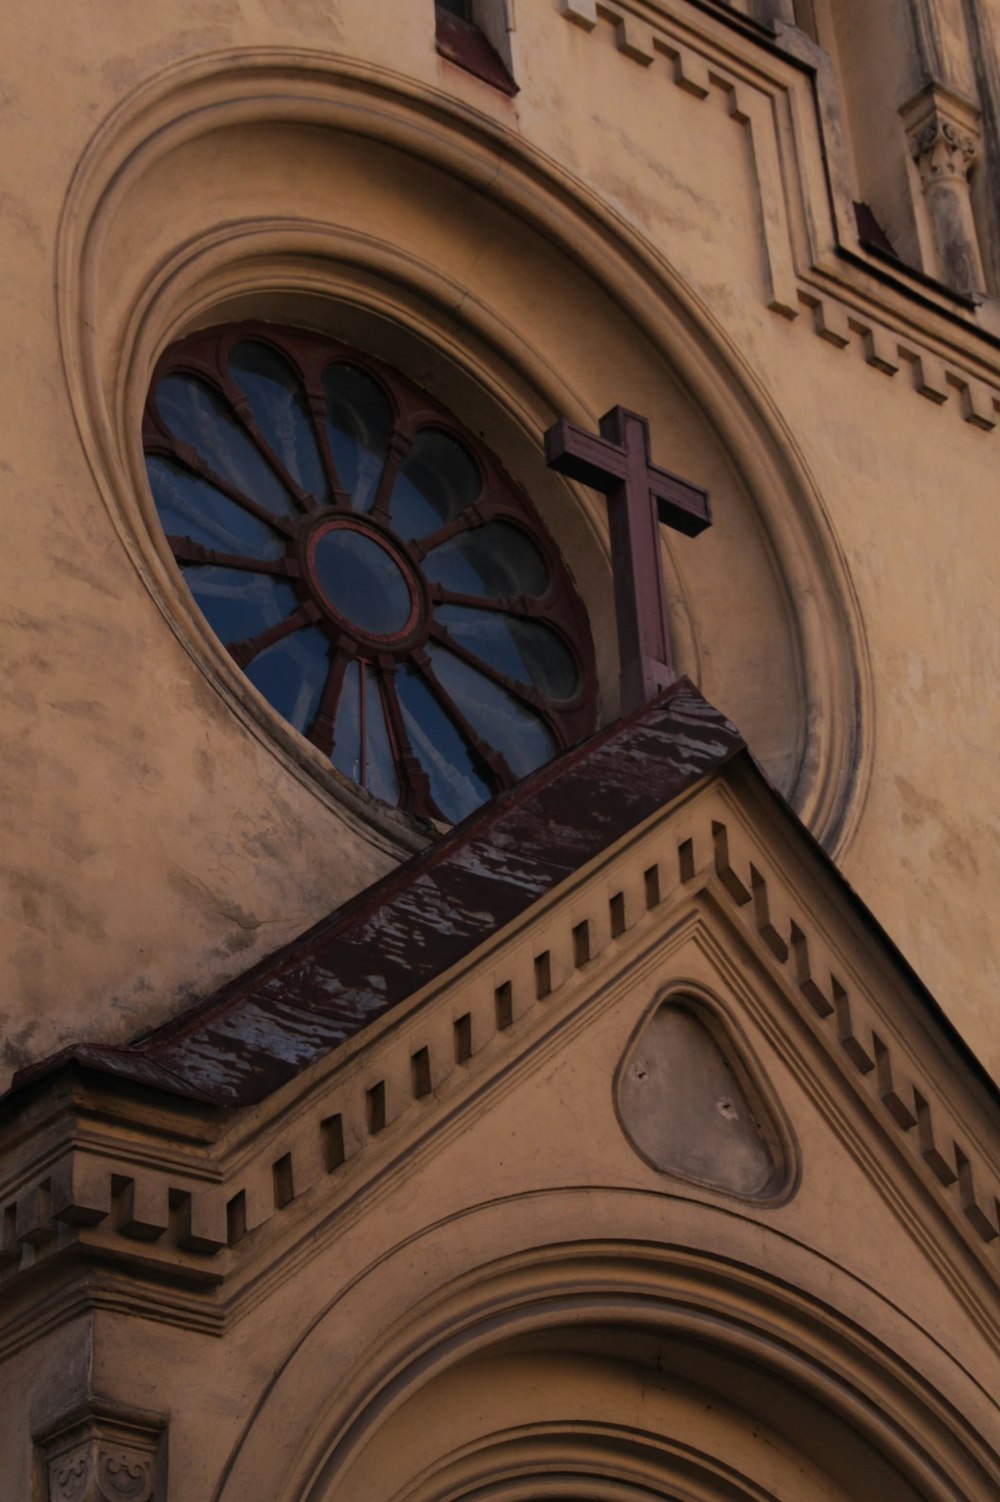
[145,456,284,561]
[244,627,330,734]
[396,666,491,824]
[312,529,413,636]
[426,643,556,778]
[388,428,481,540]
[155,374,296,520]
[228,342,330,504]
[180,564,299,646]
[331,660,362,784]
[364,668,400,805]
[422,521,548,599]
[323,364,392,512]
[433,604,579,701]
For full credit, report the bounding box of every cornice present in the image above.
[699,787,1000,1274]
[558,0,1000,421]
[0,765,995,1358]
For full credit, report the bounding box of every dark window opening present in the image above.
[435,2,518,97]
[854,201,901,262]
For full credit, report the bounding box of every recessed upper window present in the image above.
[143,324,595,825]
[434,0,518,96]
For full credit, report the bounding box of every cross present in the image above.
[544,406,711,716]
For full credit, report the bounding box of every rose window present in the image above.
[143,324,596,824]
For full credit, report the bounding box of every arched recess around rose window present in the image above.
[60,53,871,855]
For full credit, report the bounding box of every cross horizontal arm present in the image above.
[544,419,628,490]
[544,404,712,717]
[649,469,712,537]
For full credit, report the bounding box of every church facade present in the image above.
[1,2,998,1498]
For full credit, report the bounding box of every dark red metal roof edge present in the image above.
[7,679,993,1118]
[124,678,737,1052]
[5,680,744,1111]
[6,1043,226,1105]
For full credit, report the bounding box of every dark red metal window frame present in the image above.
[143,322,597,823]
[434,5,518,97]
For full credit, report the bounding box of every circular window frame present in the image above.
[142,319,599,825]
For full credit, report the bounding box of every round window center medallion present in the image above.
[309,523,416,639]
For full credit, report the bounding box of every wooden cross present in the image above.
[544,406,711,716]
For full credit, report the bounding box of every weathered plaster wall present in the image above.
[0,0,997,1077]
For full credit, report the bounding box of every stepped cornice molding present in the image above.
[558,0,1000,414]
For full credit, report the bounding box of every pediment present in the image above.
[0,684,997,1353]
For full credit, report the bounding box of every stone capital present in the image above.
[36,1402,166,1502]
[901,83,981,187]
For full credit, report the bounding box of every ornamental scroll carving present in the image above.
[909,114,979,187]
[37,1403,165,1502]
[50,1444,153,1502]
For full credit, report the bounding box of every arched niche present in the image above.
[319,1335,929,1502]
[59,48,871,855]
[207,1216,992,1502]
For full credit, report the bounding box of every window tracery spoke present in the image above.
[368,431,415,526]
[168,538,297,577]
[426,619,555,716]
[429,584,547,618]
[407,512,479,559]
[308,647,354,757]
[410,650,516,789]
[377,662,441,818]
[224,388,322,517]
[151,447,299,539]
[302,380,353,508]
[227,604,316,669]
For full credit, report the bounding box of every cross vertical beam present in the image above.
[544,406,711,715]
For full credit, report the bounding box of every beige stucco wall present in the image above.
[1,0,998,1078]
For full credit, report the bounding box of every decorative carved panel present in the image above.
[36,1403,165,1502]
